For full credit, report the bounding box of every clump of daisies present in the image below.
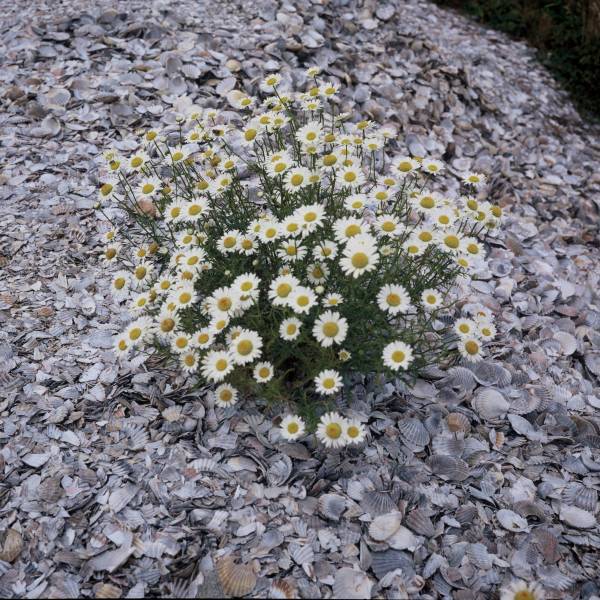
[97,67,502,445]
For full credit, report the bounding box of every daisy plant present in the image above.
[98,66,502,446]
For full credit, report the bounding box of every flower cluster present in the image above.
[98,67,501,435]
[279,412,366,448]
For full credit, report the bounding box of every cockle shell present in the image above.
[216,555,257,597]
[269,580,297,599]
[332,567,373,600]
[318,493,346,521]
[562,483,598,513]
[368,511,402,541]
[94,583,122,599]
[404,508,435,537]
[472,389,509,420]
[447,412,471,433]
[398,417,430,450]
[559,505,597,529]
[361,491,398,516]
[387,526,417,551]
[496,509,529,532]
[0,529,23,563]
[428,455,470,481]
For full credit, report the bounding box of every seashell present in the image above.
[559,505,596,529]
[443,366,477,392]
[267,455,292,486]
[361,490,398,516]
[466,543,493,570]
[455,505,477,525]
[513,500,546,522]
[0,529,23,563]
[507,414,547,442]
[289,543,314,565]
[216,555,257,598]
[532,529,560,563]
[386,526,417,551]
[428,455,470,481]
[471,389,509,420]
[496,509,529,532]
[332,567,373,600]
[398,417,430,450]
[318,493,346,521]
[368,511,402,541]
[472,361,511,387]
[372,549,416,581]
[447,412,470,434]
[432,435,465,457]
[108,484,138,513]
[562,483,598,513]
[536,566,574,591]
[404,509,435,537]
[94,583,122,599]
[190,458,223,474]
[269,579,297,599]
[553,331,577,355]
[38,476,63,503]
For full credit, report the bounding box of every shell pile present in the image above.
[1,0,599,597]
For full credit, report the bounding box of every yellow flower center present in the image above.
[142,183,154,194]
[222,236,236,249]
[161,318,175,332]
[114,277,126,290]
[217,298,232,312]
[325,422,342,437]
[323,154,337,167]
[514,591,535,600]
[197,333,209,344]
[309,87,319,97]
[146,131,157,141]
[344,171,357,182]
[105,248,117,260]
[241,239,253,250]
[286,245,297,256]
[322,322,339,337]
[291,174,304,186]
[100,183,113,196]
[426,295,437,304]
[241,282,253,292]
[345,224,361,237]
[274,162,286,173]
[286,223,299,233]
[237,340,253,355]
[172,151,184,161]
[351,252,369,269]
[176,337,187,348]
[258,367,270,378]
[135,266,147,280]
[219,389,233,402]
[439,215,450,225]
[187,256,199,266]
[465,341,479,355]
[382,221,395,232]
[277,283,292,297]
[392,350,405,363]
[189,204,202,216]
[306,131,317,141]
[131,157,143,168]
[322,247,332,256]
[179,292,192,304]
[459,324,470,333]
[420,196,434,209]
[297,295,309,307]
[304,211,317,223]
[287,422,299,434]
[352,201,363,209]
[215,359,228,371]
[467,199,478,210]
[286,324,297,335]
[170,207,181,218]
[324,133,336,143]
[265,227,277,238]
[244,129,257,141]
[398,161,413,172]
[184,355,195,366]
[129,328,142,341]
[118,340,127,350]
[491,205,502,218]
[481,328,491,336]
[197,180,209,191]
[387,293,401,306]
[419,231,432,242]
[347,425,359,438]
[312,267,324,278]
[467,244,479,254]
[444,235,459,249]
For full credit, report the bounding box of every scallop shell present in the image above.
[398,417,430,450]
[370,550,415,580]
[368,511,402,541]
[289,543,314,565]
[472,361,511,387]
[215,556,257,598]
[442,366,476,392]
[559,505,596,529]
[361,490,398,516]
[332,567,373,600]
[553,331,577,355]
[318,493,346,521]
[447,412,470,434]
[432,435,465,457]
[471,389,509,420]
[387,526,417,551]
[466,543,493,570]
[94,583,122,599]
[269,579,297,599]
[532,529,560,563]
[0,529,23,563]
[428,455,470,481]
[404,508,435,537]
[496,509,529,532]
[562,483,598,513]
[455,505,477,525]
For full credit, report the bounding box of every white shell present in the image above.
[559,505,597,529]
[368,511,402,541]
[496,509,529,532]
[472,389,509,420]
[332,567,373,600]
[386,526,417,551]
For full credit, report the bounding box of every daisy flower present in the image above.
[210,314,230,335]
[306,263,329,285]
[392,155,419,175]
[132,261,153,287]
[230,329,263,365]
[284,167,312,193]
[156,311,179,336]
[306,66,320,77]
[266,155,292,177]
[258,221,281,243]
[171,332,192,353]
[338,166,366,188]
[403,237,427,257]
[344,419,366,445]
[182,198,209,221]
[217,230,241,254]
[169,284,197,310]
[213,383,238,408]
[261,73,282,90]
[322,293,344,307]
[238,234,258,255]
[461,237,484,257]
[165,200,187,223]
[344,193,368,212]
[280,317,302,341]
[281,215,302,238]
[370,187,392,204]
[98,180,118,202]
[439,231,463,253]
[289,287,317,314]
[340,235,380,278]
[499,580,544,600]
[277,239,307,263]
[168,146,189,164]
[137,177,161,198]
[316,411,346,448]
[462,172,487,188]
[114,336,130,358]
[180,351,199,372]
[338,349,351,362]
[320,82,339,98]
[421,158,444,175]
[312,311,348,347]
[269,274,300,306]
[458,337,483,362]
[414,192,440,213]
[333,217,366,243]
[253,361,274,383]
[110,271,132,300]
[478,322,497,341]
[377,284,412,315]
[130,292,151,313]
[280,415,306,441]
[102,243,120,264]
[201,350,235,382]
[374,214,402,237]
[382,341,414,370]
[421,288,442,310]
[232,273,261,299]
[314,372,343,397]
[124,317,152,346]
[126,150,150,172]
[313,240,338,261]
[296,203,326,232]
[209,286,240,316]
[454,318,478,338]
[431,207,457,228]
[296,122,322,145]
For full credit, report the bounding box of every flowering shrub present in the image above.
[97,68,502,447]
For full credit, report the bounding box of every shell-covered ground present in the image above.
[1,0,600,597]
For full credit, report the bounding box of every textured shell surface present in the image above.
[215,555,257,598]
[332,567,373,600]
[318,493,347,521]
[496,509,529,532]
[562,483,598,513]
[404,508,436,537]
[386,525,418,551]
[467,543,494,570]
[559,505,597,529]
[368,511,403,541]
[432,434,465,457]
[472,388,510,420]
[446,412,471,434]
[428,455,470,481]
[398,417,430,450]
[361,491,398,516]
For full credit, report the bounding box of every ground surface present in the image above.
[1,0,600,598]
